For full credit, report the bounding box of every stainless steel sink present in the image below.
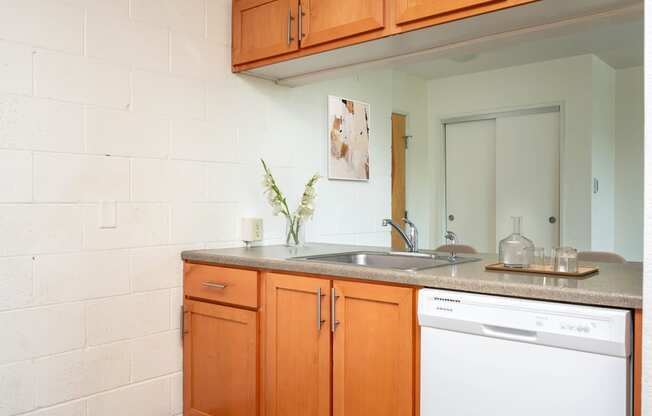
[291,251,480,272]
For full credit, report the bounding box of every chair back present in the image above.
[434,244,478,254]
[577,251,626,263]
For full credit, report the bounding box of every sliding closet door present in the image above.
[495,112,560,250]
[445,119,496,253]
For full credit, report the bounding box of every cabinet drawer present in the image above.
[184,263,259,308]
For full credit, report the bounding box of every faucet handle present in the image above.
[402,218,415,228]
[444,230,458,243]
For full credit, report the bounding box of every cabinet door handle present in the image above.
[180,306,184,339]
[287,7,295,46]
[316,287,326,331]
[181,306,189,338]
[203,281,227,289]
[298,3,304,42]
[331,288,340,333]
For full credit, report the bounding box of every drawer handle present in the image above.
[203,281,227,289]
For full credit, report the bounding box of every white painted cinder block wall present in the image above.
[0,1,403,415]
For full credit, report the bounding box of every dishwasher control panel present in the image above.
[534,314,610,338]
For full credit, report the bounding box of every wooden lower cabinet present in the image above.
[332,280,414,416]
[265,273,332,416]
[183,299,258,416]
[183,264,416,416]
[264,273,415,416]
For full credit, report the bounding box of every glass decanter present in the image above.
[498,216,534,268]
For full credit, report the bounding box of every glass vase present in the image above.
[285,215,306,247]
[498,216,534,268]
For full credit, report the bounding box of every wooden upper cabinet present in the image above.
[299,0,386,48]
[233,0,299,65]
[183,300,258,416]
[265,273,331,416]
[332,281,414,416]
[396,0,506,25]
[231,0,538,72]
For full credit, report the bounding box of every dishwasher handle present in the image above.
[481,324,538,342]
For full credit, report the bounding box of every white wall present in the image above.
[426,55,596,251]
[615,66,644,261]
[391,71,430,247]
[644,2,651,412]
[0,1,399,415]
[225,70,395,247]
[591,56,616,252]
[422,55,641,256]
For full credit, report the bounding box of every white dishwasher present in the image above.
[418,289,632,416]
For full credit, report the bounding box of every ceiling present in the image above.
[398,16,643,80]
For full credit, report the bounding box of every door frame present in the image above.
[391,111,409,250]
[439,103,566,249]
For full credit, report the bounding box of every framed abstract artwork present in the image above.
[327,95,370,181]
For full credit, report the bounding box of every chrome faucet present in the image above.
[443,231,458,261]
[383,218,419,252]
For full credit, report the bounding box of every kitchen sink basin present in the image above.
[291,251,480,272]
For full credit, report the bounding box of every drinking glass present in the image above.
[553,247,578,273]
[531,247,546,269]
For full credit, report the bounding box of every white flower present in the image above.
[260,159,320,222]
[297,203,314,219]
[296,173,320,220]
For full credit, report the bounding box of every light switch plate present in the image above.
[99,201,117,229]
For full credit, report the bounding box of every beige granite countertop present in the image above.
[181,243,642,309]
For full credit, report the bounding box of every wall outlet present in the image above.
[241,217,263,243]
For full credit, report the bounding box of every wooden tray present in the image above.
[485,263,599,277]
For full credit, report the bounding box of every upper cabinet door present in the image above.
[396,0,506,25]
[183,300,257,416]
[332,281,414,416]
[300,0,386,48]
[265,273,331,416]
[233,0,299,65]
